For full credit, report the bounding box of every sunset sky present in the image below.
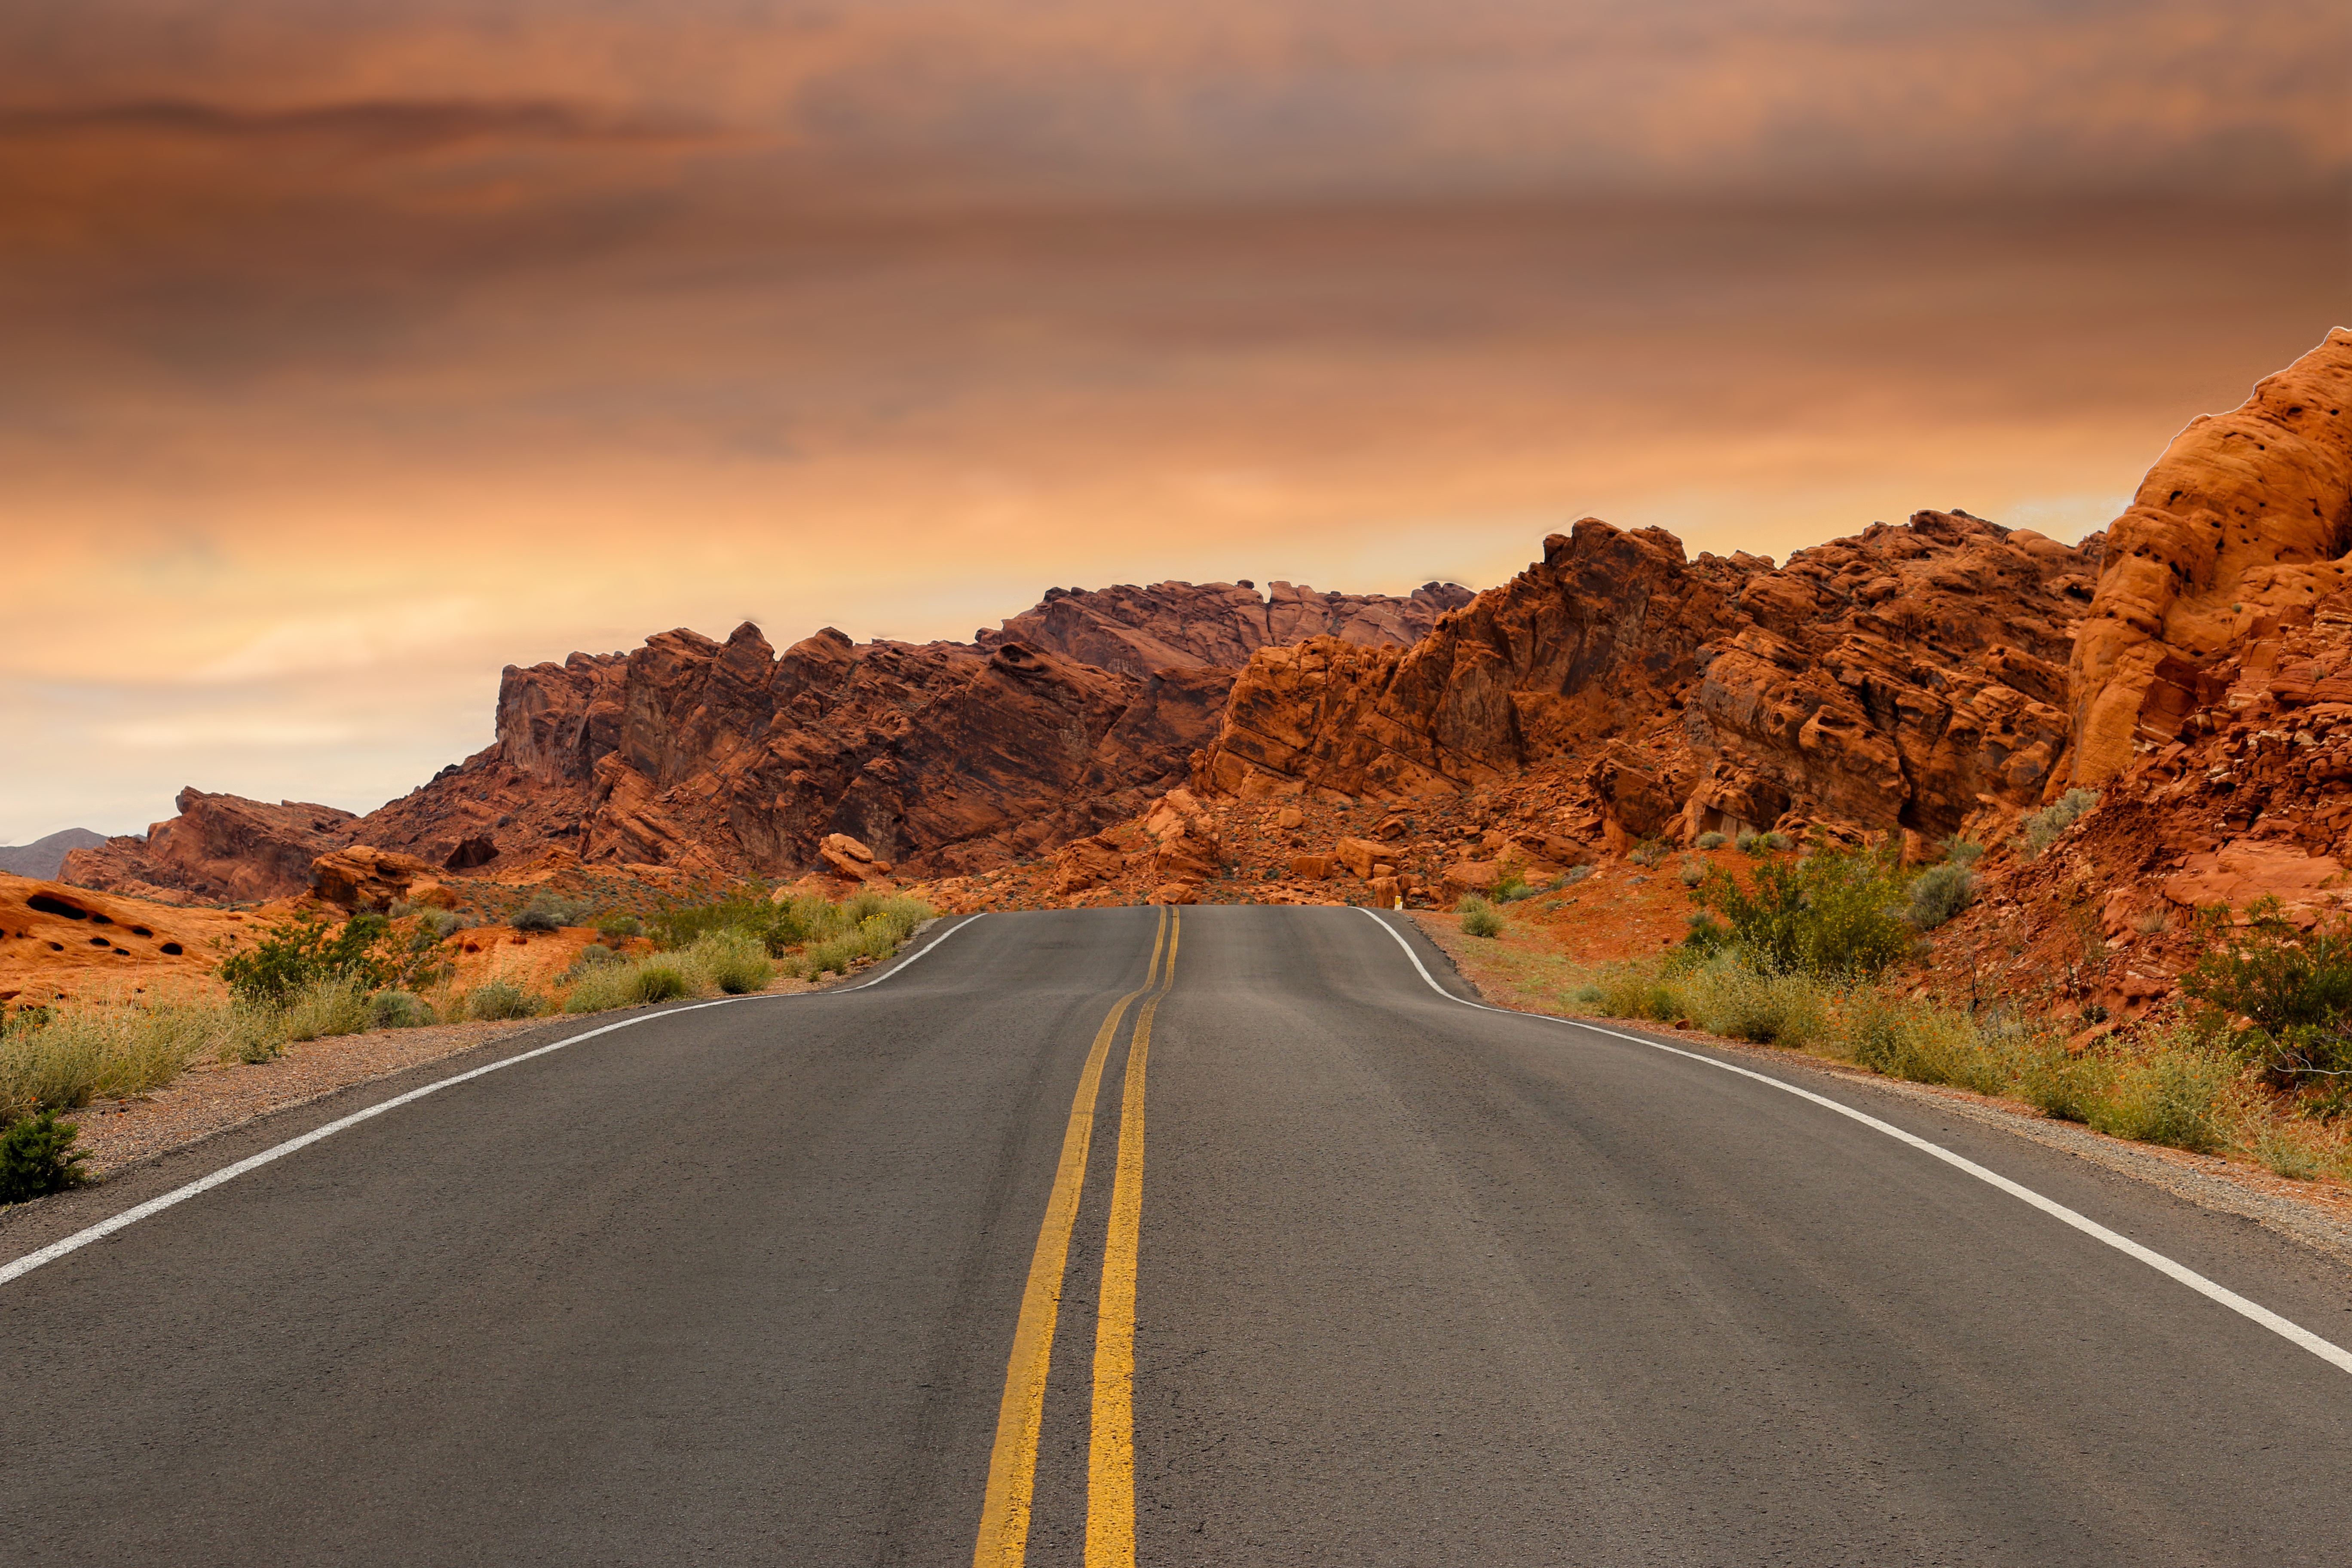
[6,0,2349,844]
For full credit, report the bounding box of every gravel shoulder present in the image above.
[1408,911,2352,1274]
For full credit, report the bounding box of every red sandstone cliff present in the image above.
[64,579,1468,899]
[1193,509,2099,848]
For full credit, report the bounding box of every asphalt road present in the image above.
[3,905,2349,1565]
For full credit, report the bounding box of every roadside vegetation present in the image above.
[0,882,932,1200]
[1499,838,2352,1181]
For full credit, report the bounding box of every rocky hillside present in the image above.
[1194,508,2098,850]
[64,579,1468,900]
[922,328,2352,936]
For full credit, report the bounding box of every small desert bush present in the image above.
[1629,839,1668,870]
[2015,1041,2113,1124]
[1679,857,1706,888]
[1696,831,1728,850]
[2017,788,2100,859]
[686,930,774,995]
[282,977,372,1043]
[2088,1035,2237,1153]
[2177,898,2352,1087]
[631,964,692,1003]
[1691,848,1911,978]
[0,1110,90,1203]
[1678,958,1831,1050]
[1459,895,1505,939]
[0,993,230,1118]
[218,912,395,1004]
[465,981,543,1021]
[596,912,644,943]
[1907,863,1977,929]
[368,990,432,1029]
[511,894,591,934]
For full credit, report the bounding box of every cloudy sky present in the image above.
[5,0,2348,843]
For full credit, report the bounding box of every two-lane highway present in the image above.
[4,906,2349,1564]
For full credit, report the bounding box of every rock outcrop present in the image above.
[976,579,1473,677]
[61,790,362,903]
[2068,327,2352,784]
[1195,510,2099,845]
[69,578,1465,903]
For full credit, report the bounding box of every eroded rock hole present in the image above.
[28,894,88,919]
[130,925,152,937]
[88,936,109,947]
[160,942,183,955]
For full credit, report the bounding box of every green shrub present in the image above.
[219,913,394,1005]
[1629,839,1668,870]
[282,977,371,1043]
[511,894,590,934]
[2177,899,2352,1086]
[419,909,467,940]
[2248,1120,2329,1180]
[1907,862,1977,929]
[2017,788,2100,859]
[2091,1045,2235,1154]
[1763,831,1793,851]
[631,964,691,1003]
[689,930,774,995]
[1460,896,1504,938]
[1693,848,1911,977]
[1696,831,1728,850]
[2,994,224,1115]
[1563,865,1595,886]
[466,982,542,1021]
[596,913,644,943]
[1736,830,1761,855]
[368,990,432,1029]
[0,1110,90,1203]
[1681,959,1828,1050]
[575,943,619,967]
[2016,1043,2112,1123]
[1679,857,1706,888]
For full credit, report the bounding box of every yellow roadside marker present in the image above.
[1087,909,1178,1567]
[973,906,1168,1568]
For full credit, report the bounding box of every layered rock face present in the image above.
[316,627,1234,882]
[68,579,1462,900]
[977,579,1473,677]
[2068,327,2352,784]
[1196,511,2101,844]
[61,790,361,903]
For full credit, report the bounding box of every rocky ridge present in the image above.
[63,580,1467,902]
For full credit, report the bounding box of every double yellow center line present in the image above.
[974,906,1180,1568]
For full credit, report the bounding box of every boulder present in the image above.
[311,845,437,911]
[1331,836,1389,879]
[819,833,886,882]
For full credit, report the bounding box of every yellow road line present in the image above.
[1087,908,1179,1567]
[973,906,1168,1568]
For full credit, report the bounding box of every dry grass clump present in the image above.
[1562,956,2302,1167]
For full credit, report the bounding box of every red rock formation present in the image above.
[71,578,1460,903]
[2068,327,2352,785]
[977,579,1472,677]
[61,789,361,903]
[1195,511,2099,845]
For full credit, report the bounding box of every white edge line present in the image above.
[0,913,987,1290]
[1355,906,2352,1378]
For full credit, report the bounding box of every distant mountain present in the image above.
[0,827,110,879]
